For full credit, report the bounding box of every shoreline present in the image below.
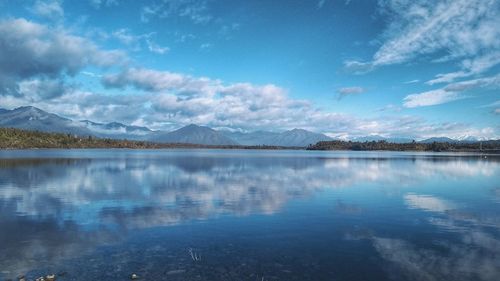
[1,147,500,155]
[1,128,499,153]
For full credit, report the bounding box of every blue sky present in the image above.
[0,0,498,139]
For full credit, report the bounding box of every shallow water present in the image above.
[0,149,499,281]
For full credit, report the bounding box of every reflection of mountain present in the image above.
[0,151,499,276]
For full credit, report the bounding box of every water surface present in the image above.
[0,149,499,281]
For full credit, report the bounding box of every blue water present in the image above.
[0,149,499,281]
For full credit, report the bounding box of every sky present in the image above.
[0,0,499,140]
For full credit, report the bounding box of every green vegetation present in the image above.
[307,140,500,152]
[1,127,499,152]
[0,128,293,149]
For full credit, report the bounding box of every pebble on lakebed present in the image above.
[32,273,56,281]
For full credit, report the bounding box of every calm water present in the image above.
[0,149,499,281]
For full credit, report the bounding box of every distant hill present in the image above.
[352,135,413,143]
[222,130,280,146]
[419,137,458,144]
[0,105,493,147]
[148,124,238,145]
[267,129,332,147]
[222,128,332,147]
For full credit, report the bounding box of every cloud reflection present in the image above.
[369,191,500,281]
[0,151,499,276]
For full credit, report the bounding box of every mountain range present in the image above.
[0,106,490,146]
[0,106,333,146]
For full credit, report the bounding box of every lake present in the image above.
[0,149,499,281]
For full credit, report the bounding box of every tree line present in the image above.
[1,127,499,152]
[307,139,500,152]
[0,128,293,150]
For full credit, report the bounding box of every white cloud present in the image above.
[404,74,500,108]
[403,89,462,108]
[346,0,500,70]
[102,68,217,94]
[0,18,126,95]
[31,0,64,20]
[146,39,169,54]
[18,78,70,101]
[427,51,500,85]
[109,29,168,54]
[111,28,139,45]
[0,17,497,140]
[426,71,469,85]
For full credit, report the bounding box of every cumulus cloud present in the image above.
[0,17,497,139]
[18,78,70,101]
[337,86,365,99]
[2,61,494,139]
[0,18,126,96]
[102,68,217,94]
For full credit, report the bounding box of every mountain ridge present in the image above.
[0,106,494,146]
